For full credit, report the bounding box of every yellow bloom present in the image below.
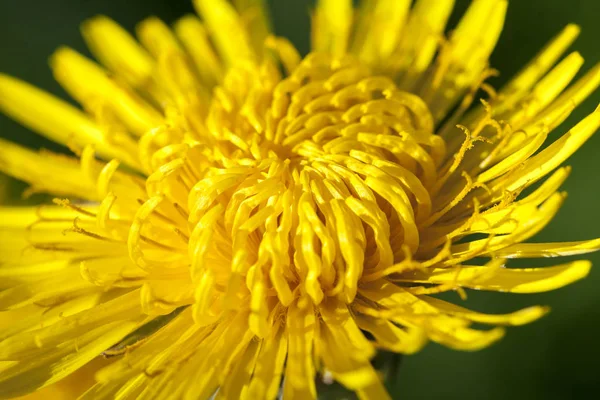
[1,0,599,398]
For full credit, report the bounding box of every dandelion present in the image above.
[1,0,599,398]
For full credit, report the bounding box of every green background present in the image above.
[1,0,599,398]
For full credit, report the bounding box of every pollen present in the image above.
[0,0,599,399]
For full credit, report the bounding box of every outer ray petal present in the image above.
[81,16,156,91]
[419,296,550,326]
[395,0,455,90]
[283,298,317,400]
[422,0,507,121]
[173,15,224,88]
[532,63,600,130]
[50,47,163,136]
[0,321,138,398]
[0,141,98,200]
[350,0,410,64]
[354,313,428,354]
[313,0,353,57]
[193,0,255,66]
[401,260,591,293]
[463,23,580,124]
[317,299,389,399]
[0,293,102,342]
[359,281,506,351]
[402,315,506,351]
[0,290,141,360]
[232,0,272,57]
[0,75,139,168]
[245,328,287,400]
[11,357,108,400]
[502,105,600,192]
[0,267,96,311]
[494,239,600,258]
[217,340,260,399]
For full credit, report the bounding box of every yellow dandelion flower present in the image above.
[1,0,599,399]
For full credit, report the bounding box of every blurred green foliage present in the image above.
[0,1,599,399]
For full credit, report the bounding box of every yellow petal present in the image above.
[217,340,260,400]
[499,24,580,105]
[317,300,387,396]
[504,105,600,192]
[353,0,410,65]
[179,312,251,400]
[0,320,139,398]
[449,192,566,261]
[245,329,287,400]
[0,141,98,200]
[94,308,196,385]
[507,51,584,130]
[0,293,102,342]
[450,0,505,60]
[422,0,506,121]
[0,290,141,360]
[359,279,438,315]
[404,315,506,351]
[232,0,272,57]
[193,0,255,66]
[0,268,95,311]
[0,75,138,168]
[136,17,181,57]
[313,0,354,57]
[173,15,224,88]
[140,280,193,315]
[283,298,317,400]
[494,239,600,258]
[356,380,393,400]
[15,357,110,400]
[51,47,163,136]
[533,63,600,131]
[359,282,507,350]
[401,260,591,293]
[476,129,547,183]
[464,23,580,123]
[354,312,427,354]
[79,381,124,400]
[81,16,154,90]
[420,296,549,326]
[135,18,209,110]
[395,0,455,90]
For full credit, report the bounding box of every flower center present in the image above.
[157,52,446,337]
[123,52,448,337]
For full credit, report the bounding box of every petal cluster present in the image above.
[0,0,599,399]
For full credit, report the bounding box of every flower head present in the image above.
[1,0,599,398]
